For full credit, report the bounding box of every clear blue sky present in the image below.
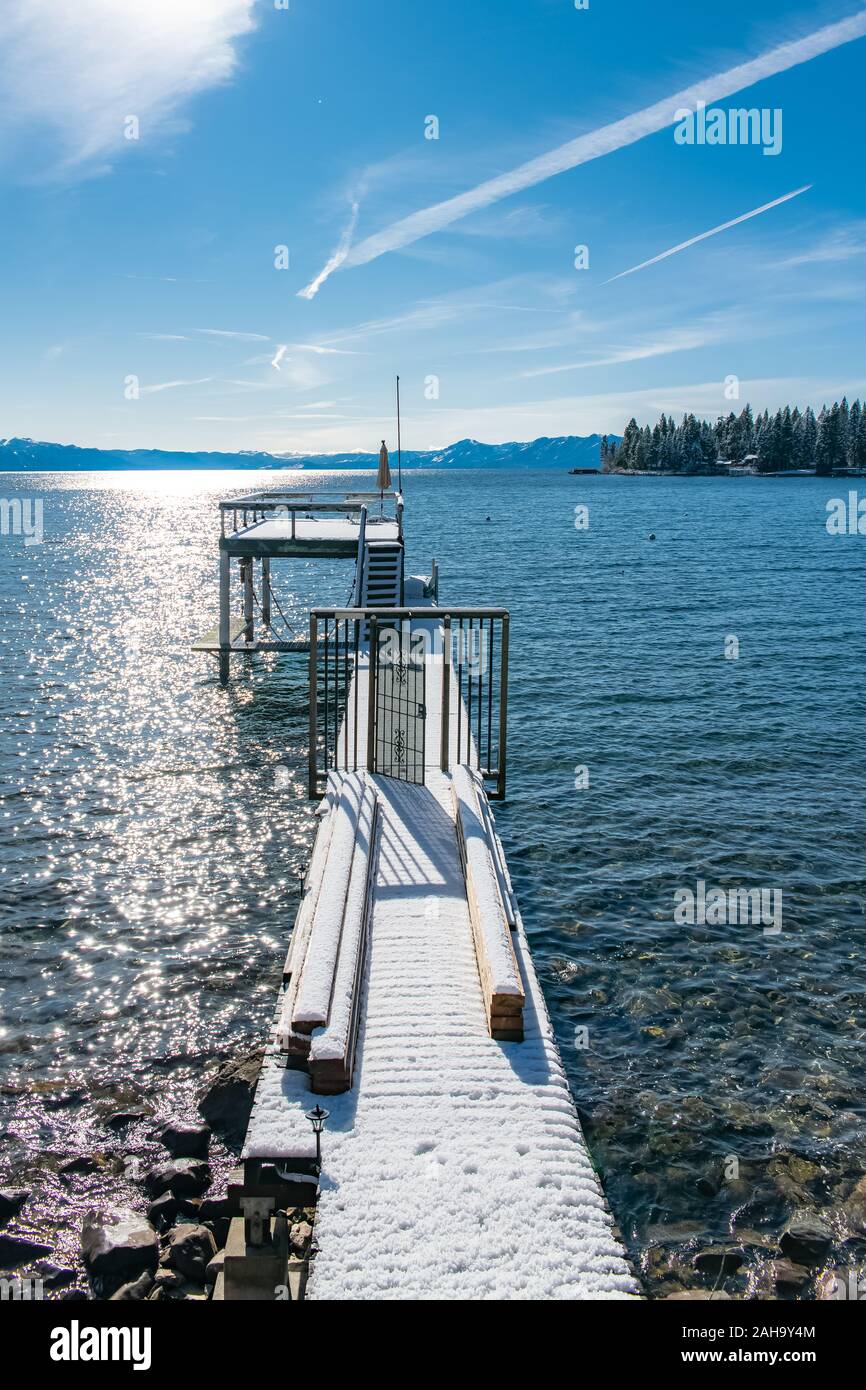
[1,0,865,453]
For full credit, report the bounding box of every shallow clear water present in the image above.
[1,468,864,1294]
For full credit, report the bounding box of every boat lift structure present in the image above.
[192,491,428,683]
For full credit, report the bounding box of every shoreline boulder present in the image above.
[81,1208,158,1288]
[163,1224,217,1283]
[158,1120,211,1160]
[779,1212,834,1267]
[198,1047,263,1143]
[0,1189,30,1225]
[144,1159,211,1200]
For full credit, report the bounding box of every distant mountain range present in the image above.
[0,434,604,472]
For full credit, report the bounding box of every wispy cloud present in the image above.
[298,200,361,301]
[605,186,812,283]
[0,1,256,177]
[287,343,362,356]
[271,345,288,370]
[300,12,866,296]
[197,328,271,341]
[139,377,212,396]
[520,321,729,377]
[778,221,866,268]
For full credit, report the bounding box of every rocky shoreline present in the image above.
[0,1046,318,1302]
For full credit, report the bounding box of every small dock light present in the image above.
[305,1104,329,1170]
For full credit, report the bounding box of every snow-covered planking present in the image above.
[292,773,367,1033]
[452,763,524,1039]
[241,768,636,1299]
[308,784,379,1093]
[275,774,342,1055]
[303,771,638,1301]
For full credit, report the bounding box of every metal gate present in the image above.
[308,607,508,800]
[369,619,426,784]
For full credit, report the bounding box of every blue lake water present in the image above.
[1,468,864,1295]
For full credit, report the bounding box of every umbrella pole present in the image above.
[396,374,402,492]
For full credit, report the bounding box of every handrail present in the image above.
[312,606,508,620]
[352,507,368,607]
[219,492,400,512]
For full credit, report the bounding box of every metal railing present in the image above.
[308,607,509,801]
[219,491,403,541]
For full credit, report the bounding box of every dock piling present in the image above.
[218,548,231,686]
[243,559,254,645]
[262,557,271,629]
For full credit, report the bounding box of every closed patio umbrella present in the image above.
[377,440,391,513]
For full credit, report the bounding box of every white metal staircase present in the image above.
[360,539,404,609]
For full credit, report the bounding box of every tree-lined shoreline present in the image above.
[601,400,866,476]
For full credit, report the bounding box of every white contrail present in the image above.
[298,201,360,300]
[271,344,288,370]
[604,185,813,284]
[299,11,866,298]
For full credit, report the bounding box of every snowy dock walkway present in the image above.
[242,629,637,1300]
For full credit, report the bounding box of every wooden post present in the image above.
[440,615,451,773]
[244,559,254,644]
[497,615,509,800]
[366,617,378,773]
[308,614,318,798]
[262,557,271,629]
[218,548,231,686]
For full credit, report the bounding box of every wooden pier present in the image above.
[199,489,636,1300]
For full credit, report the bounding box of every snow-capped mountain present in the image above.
[0,434,605,472]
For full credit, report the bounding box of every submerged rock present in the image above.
[665,1290,732,1300]
[143,1159,211,1200]
[35,1260,77,1290]
[0,1233,53,1268]
[60,1155,103,1177]
[105,1111,147,1132]
[198,1047,263,1142]
[842,1175,866,1233]
[158,1120,211,1160]
[779,1212,834,1266]
[772,1258,811,1292]
[81,1208,159,1285]
[0,1189,30,1224]
[693,1247,743,1277]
